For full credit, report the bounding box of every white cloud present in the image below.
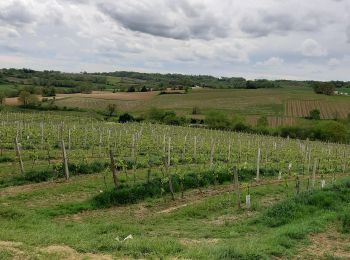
[301,39,328,57]
[256,57,284,67]
[328,58,340,68]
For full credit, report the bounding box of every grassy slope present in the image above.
[0,168,349,259]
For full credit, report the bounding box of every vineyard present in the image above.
[0,112,348,185]
[0,111,350,259]
[285,100,350,119]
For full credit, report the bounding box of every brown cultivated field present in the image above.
[285,100,350,119]
[3,96,61,106]
[246,116,296,127]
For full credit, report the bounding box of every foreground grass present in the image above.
[0,170,349,259]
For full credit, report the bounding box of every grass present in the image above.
[0,163,349,259]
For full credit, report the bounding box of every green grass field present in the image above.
[0,169,349,259]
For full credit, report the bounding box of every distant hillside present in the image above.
[1,68,350,97]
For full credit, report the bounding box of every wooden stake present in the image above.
[109,149,118,188]
[256,146,261,182]
[312,158,317,188]
[166,137,175,200]
[234,167,241,209]
[61,139,69,180]
[210,139,215,167]
[14,136,24,175]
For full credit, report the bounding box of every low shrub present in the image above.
[262,180,350,227]
[0,156,14,163]
[92,167,278,208]
[340,210,350,233]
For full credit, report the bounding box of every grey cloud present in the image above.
[0,1,35,26]
[240,10,331,37]
[98,1,229,40]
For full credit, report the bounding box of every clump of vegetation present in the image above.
[127,86,136,92]
[339,210,350,233]
[192,106,200,115]
[106,104,117,117]
[92,167,277,208]
[0,91,6,104]
[148,107,187,125]
[308,109,321,120]
[0,161,109,188]
[263,180,350,227]
[312,82,336,95]
[257,116,269,128]
[118,113,134,123]
[18,90,40,107]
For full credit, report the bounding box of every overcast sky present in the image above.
[1,0,350,80]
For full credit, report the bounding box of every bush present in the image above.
[147,108,186,125]
[308,109,320,120]
[127,86,135,92]
[23,169,56,183]
[313,121,349,143]
[257,116,268,128]
[192,106,200,115]
[312,82,335,95]
[0,156,14,163]
[340,211,350,233]
[119,113,134,123]
[68,161,108,175]
[205,111,232,130]
[263,180,350,227]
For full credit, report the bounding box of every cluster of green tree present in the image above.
[2,68,350,93]
[113,108,350,144]
[0,68,107,94]
[99,71,282,90]
[203,110,350,143]
[278,121,349,143]
[311,82,337,95]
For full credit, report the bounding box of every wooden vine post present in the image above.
[167,137,175,200]
[109,149,118,188]
[256,146,261,182]
[234,167,241,209]
[295,175,300,194]
[14,136,24,175]
[343,150,347,174]
[210,139,215,167]
[193,136,197,162]
[312,158,317,188]
[61,139,69,180]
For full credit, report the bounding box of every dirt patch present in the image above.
[0,241,25,257]
[295,226,350,259]
[179,238,219,246]
[158,203,190,214]
[42,245,113,260]
[0,241,114,260]
[0,179,64,197]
